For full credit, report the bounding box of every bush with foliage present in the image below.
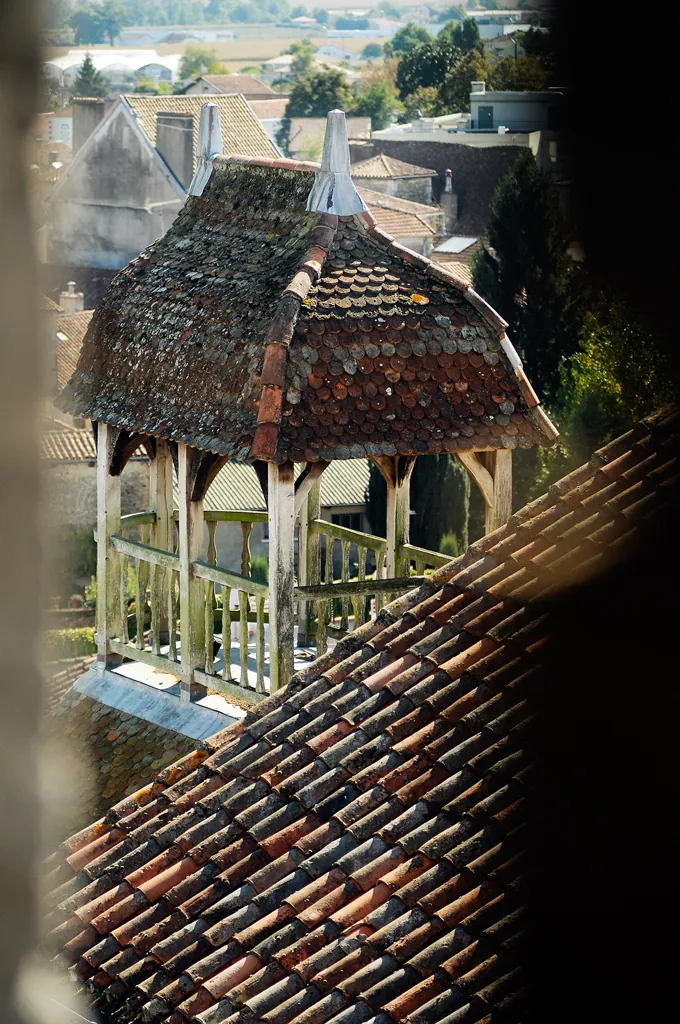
[72,54,107,98]
[179,46,227,80]
[250,555,268,585]
[362,43,383,59]
[276,67,351,151]
[45,627,96,661]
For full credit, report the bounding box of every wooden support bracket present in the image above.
[294,461,328,518]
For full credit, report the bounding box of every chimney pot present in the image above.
[58,281,84,313]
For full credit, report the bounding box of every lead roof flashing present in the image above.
[306,110,368,217]
[188,102,224,197]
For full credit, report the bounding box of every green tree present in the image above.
[313,8,328,25]
[179,46,226,80]
[362,42,383,59]
[291,4,307,16]
[378,1,400,18]
[436,6,466,22]
[70,4,106,45]
[400,85,445,120]
[288,38,316,77]
[395,39,462,99]
[351,77,399,130]
[488,55,548,92]
[438,17,483,54]
[134,76,172,94]
[276,67,351,151]
[439,49,488,112]
[100,0,126,44]
[472,150,586,402]
[72,53,108,98]
[385,22,431,58]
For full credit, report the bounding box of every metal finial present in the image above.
[306,109,367,216]
[188,102,223,197]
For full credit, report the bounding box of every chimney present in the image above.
[156,111,194,191]
[58,281,84,314]
[439,169,458,235]
[72,97,108,153]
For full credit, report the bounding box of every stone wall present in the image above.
[349,139,524,235]
[42,458,149,529]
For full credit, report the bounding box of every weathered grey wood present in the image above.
[96,422,122,662]
[204,579,215,674]
[194,669,267,705]
[195,509,268,524]
[375,548,386,614]
[168,567,178,662]
[380,455,416,579]
[150,437,173,651]
[111,534,180,568]
[193,560,268,596]
[324,534,334,626]
[296,576,425,598]
[239,591,249,687]
[316,598,327,656]
[456,451,495,510]
[120,511,157,529]
[353,545,367,628]
[310,518,386,550]
[485,449,513,533]
[340,539,350,630]
[240,521,252,577]
[256,595,265,694]
[134,525,149,651]
[109,638,181,677]
[297,475,321,646]
[119,554,129,643]
[222,586,232,682]
[401,542,451,569]
[178,444,206,702]
[268,461,296,692]
[294,461,327,518]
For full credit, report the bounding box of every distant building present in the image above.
[469,82,563,132]
[182,74,282,100]
[351,153,437,205]
[288,115,371,161]
[356,186,440,254]
[45,95,277,274]
[48,107,73,148]
[43,49,183,89]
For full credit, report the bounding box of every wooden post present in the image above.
[456,449,513,535]
[178,443,206,702]
[485,449,513,533]
[297,474,321,646]
[150,437,173,649]
[96,422,122,667]
[374,455,415,579]
[268,461,296,693]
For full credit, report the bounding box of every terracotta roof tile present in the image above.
[352,155,437,180]
[45,407,679,1023]
[57,309,94,391]
[123,95,277,169]
[59,157,555,459]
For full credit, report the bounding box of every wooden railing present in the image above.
[104,507,452,703]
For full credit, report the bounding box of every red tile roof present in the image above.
[44,406,678,1024]
[59,156,556,462]
[57,309,94,391]
[351,154,437,180]
[200,75,278,98]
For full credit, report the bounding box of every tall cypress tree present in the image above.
[472,150,586,402]
[72,54,107,98]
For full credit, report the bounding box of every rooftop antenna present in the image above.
[188,102,223,198]
[307,109,367,216]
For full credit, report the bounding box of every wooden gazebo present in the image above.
[59,106,557,700]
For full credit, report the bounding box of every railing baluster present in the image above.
[135,556,144,650]
[120,554,129,643]
[204,578,214,675]
[316,598,327,656]
[241,522,252,577]
[340,539,350,631]
[222,586,232,682]
[324,536,333,626]
[168,567,177,662]
[375,547,386,614]
[353,545,367,629]
[415,558,425,576]
[239,591,249,687]
[256,595,265,693]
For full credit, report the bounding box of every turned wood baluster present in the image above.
[239,591,249,687]
[222,586,232,682]
[120,554,129,643]
[353,545,367,629]
[256,595,265,693]
[340,539,350,631]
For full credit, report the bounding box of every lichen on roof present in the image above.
[59,149,557,463]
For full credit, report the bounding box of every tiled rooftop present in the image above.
[44,407,678,1024]
[205,460,369,513]
[59,155,556,462]
[123,95,277,169]
[352,155,437,180]
[41,292,63,313]
[57,309,94,391]
[199,76,278,98]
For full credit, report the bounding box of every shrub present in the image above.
[439,532,460,557]
[250,555,268,585]
[45,627,96,661]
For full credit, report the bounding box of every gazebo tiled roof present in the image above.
[58,112,556,463]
